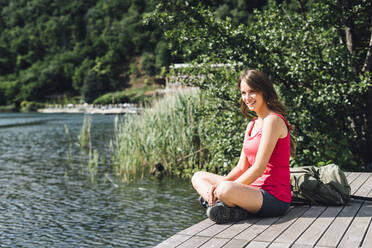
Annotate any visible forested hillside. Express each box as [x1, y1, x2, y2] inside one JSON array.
[[0, 0, 165, 106], [0, 0, 274, 107]]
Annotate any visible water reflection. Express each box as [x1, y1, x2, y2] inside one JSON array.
[[0, 113, 205, 247]]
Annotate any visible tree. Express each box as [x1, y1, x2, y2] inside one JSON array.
[[81, 70, 104, 103], [149, 0, 372, 171]]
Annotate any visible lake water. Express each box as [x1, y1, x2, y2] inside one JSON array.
[[0, 113, 205, 247]]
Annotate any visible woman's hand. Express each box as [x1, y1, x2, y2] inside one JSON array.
[[207, 183, 219, 206]]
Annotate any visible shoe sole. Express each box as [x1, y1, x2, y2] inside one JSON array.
[[207, 204, 232, 224]]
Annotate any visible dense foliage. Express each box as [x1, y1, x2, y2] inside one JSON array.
[[0, 0, 170, 105], [149, 0, 372, 171], [0, 0, 276, 107]]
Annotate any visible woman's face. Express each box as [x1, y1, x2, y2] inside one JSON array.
[[240, 81, 265, 112]]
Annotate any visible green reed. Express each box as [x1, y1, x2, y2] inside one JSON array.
[[88, 149, 100, 183], [111, 88, 206, 182], [64, 115, 101, 183], [78, 115, 92, 150], [64, 124, 73, 162]]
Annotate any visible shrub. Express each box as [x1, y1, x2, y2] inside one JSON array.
[[20, 100, 45, 112], [93, 85, 159, 105], [0, 104, 17, 112]]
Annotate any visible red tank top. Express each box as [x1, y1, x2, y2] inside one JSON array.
[[243, 113, 291, 203]]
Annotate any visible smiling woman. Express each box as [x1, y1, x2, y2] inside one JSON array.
[[238, 70, 286, 120], [192, 69, 295, 224]]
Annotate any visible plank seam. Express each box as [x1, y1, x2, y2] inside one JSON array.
[[217, 218, 262, 248], [232, 207, 297, 243], [334, 200, 365, 248], [196, 236, 214, 248], [288, 206, 329, 246], [221, 218, 262, 240], [345, 180, 372, 248], [196, 223, 234, 238], [348, 172, 363, 190], [172, 234, 193, 248], [355, 173, 372, 195], [175, 221, 216, 248], [257, 207, 309, 246], [359, 213, 372, 248]]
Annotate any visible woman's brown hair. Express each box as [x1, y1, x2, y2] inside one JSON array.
[[237, 69, 296, 157]]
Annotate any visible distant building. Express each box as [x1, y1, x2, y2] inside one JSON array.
[[165, 63, 233, 91]]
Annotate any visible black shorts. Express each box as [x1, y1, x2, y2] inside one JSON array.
[[254, 189, 290, 217]]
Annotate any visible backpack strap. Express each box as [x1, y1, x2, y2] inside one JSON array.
[[290, 199, 312, 206], [350, 195, 372, 201]]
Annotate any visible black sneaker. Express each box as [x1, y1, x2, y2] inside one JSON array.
[[207, 201, 249, 224], [198, 196, 209, 209]]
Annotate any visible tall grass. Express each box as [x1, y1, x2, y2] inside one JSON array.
[[64, 124, 73, 161], [64, 115, 101, 183], [111, 88, 207, 181], [78, 115, 92, 150], [88, 149, 100, 183]]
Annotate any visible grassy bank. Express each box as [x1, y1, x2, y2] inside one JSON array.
[[93, 85, 162, 105], [0, 105, 17, 112], [111, 88, 207, 181]]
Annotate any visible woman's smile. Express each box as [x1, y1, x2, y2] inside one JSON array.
[[246, 100, 256, 109]]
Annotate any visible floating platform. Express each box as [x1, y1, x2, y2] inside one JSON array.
[[38, 104, 140, 115], [155, 172, 372, 248]]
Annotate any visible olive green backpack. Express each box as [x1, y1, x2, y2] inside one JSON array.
[[290, 164, 353, 205]]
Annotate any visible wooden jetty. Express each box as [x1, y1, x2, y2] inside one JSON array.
[[37, 104, 140, 115], [155, 172, 372, 248]]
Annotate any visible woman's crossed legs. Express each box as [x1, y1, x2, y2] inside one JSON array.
[[191, 171, 263, 213]]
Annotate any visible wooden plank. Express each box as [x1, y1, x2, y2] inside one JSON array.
[[215, 217, 260, 239], [197, 223, 232, 237], [198, 237, 230, 248], [232, 208, 296, 242], [337, 203, 372, 248], [221, 239, 248, 248], [154, 234, 191, 248], [291, 244, 313, 248], [273, 206, 326, 245], [315, 201, 363, 247], [338, 178, 372, 248], [179, 219, 215, 236], [268, 242, 292, 248], [346, 172, 360, 184], [245, 241, 270, 248], [292, 206, 343, 247], [246, 241, 291, 248], [352, 173, 372, 197], [251, 207, 308, 243], [349, 173, 370, 194], [176, 236, 210, 248], [361, 211, 372, 248], [233, 217, 281, 241]]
